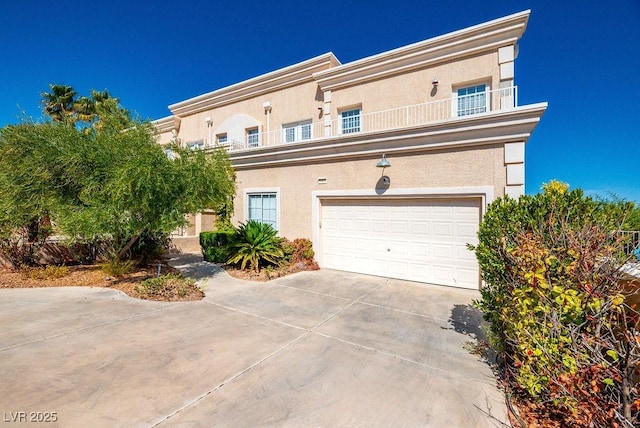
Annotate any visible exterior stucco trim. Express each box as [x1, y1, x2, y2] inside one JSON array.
[[228, 103, 547, 169], [169, 53, 340, 117], [313, 10, 530, 91], [153, 116, 175, 133]]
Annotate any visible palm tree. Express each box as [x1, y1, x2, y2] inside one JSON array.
[[91, 90, 131, 131], [73, 95, 96, 123], [41, 84, 77, 123]]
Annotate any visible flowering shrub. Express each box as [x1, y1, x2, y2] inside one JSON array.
[[472, 181, 639, 426]]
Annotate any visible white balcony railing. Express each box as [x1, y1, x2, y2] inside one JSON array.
[[216, 86, 517, 151]]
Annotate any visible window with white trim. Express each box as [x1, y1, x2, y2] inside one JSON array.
[[246, 128, 259, 148], [216, 133, 228, 145], [186, 139, 205, 150], [456, 84, 488, 116], [282, 120, 312, 143], [247, 193, 277, 229], [340, 108, 361, 134]]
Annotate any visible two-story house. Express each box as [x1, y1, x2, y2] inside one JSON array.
[[154, 10, 547, 289]]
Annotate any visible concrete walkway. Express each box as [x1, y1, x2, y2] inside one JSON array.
[[0, 254, 508, 427]]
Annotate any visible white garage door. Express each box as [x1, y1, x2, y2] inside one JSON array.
[[321, 198, 480, 289]]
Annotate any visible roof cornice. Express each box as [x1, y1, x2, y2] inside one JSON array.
[[313, 10, 530, 91], [169, 53, 341, 117], [152, 115, 174, 133]]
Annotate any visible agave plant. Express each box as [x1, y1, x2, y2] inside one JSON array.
[[227, 220, 284, 271]]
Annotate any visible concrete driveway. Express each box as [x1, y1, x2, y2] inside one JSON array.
[[0, 254, 507, 427]]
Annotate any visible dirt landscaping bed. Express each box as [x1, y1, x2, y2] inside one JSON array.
[[0, 262, 204, 302]]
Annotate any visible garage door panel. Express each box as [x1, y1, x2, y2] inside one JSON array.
[[410, 221, 429, 235], [354, 257, 386, 275], [433, 265, 455, 284], [323, 218, 339, 232], [431, 243, 454, 260], [370, 239, 388, 253], [433, 222, 454, 237], [321, 198, 480, 289], [432, 204, 454, 214], [456, 245, 477, 261], [353, 219, 370, 232], [389, 261, 409, 277], [456, 268, 479, 286], [390, 220, 409, 234], [457, 225, 478, 241], [409, 242, 429, 258], [324, 254, 350, 270], [371, 220, 387, 233], [352, 237, 372, 252], [338, 219, 353, 231], [388, 240, 409, 256]]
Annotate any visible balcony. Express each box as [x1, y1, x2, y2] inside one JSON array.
[[219, 86, 518, 151]]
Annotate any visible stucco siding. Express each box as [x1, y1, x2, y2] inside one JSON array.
[[233, 144, 503, 239], [329, 52, 499, 115]]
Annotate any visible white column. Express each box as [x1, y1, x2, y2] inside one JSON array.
[[323, 90, 332, 137], [504, 142, 525, 198]]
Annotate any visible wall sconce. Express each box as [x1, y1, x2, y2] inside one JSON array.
[[376, 154, 391, 168], [431, 78, 439, 88]]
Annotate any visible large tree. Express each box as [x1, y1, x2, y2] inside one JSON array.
[[40, 84, 77, 124], [0, 85, 235, 266]]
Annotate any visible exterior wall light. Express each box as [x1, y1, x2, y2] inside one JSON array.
[[432, 78, 439, 88], [376, 154, 391, 168]]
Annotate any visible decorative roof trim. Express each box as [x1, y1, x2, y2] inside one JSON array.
[[169, 53, 340, 117], [313, 10, 530, 91], [152, 116, 175, 133]]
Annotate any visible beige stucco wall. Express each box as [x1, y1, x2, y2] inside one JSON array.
[[157, 50, 500, 148], [328, 52, 499, 115], [232, 144, 505, 239], [170, 80, 323, 146]]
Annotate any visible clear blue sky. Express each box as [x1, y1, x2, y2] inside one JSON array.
[[1, 1, 638, 202]]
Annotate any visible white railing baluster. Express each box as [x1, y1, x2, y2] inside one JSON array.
[[225, 86, 518, 151]]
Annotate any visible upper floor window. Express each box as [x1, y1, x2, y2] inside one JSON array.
[[457, 84, 487, 116], [282, 120, 312, 143], [216, 133, 228, 145], [186, 139, 205, 150], [340, 108, 361, 134], [246, 128, 259, 148]]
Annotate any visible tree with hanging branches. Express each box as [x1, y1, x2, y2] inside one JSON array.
[[0, 85, 236, 267]]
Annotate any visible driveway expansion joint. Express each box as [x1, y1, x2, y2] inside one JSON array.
[[152, 281, 384, 426]]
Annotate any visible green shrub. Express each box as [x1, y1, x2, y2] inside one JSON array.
[[200, 230, 235, 263], [471, 181, 638, 426], [101, 258, 136, 277], [227, 220, 284, 271], [22, 265, 70, 280], [135, 273, 200, 300]]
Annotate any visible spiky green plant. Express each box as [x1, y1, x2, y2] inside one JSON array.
[[227, 220, 284, 271]]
